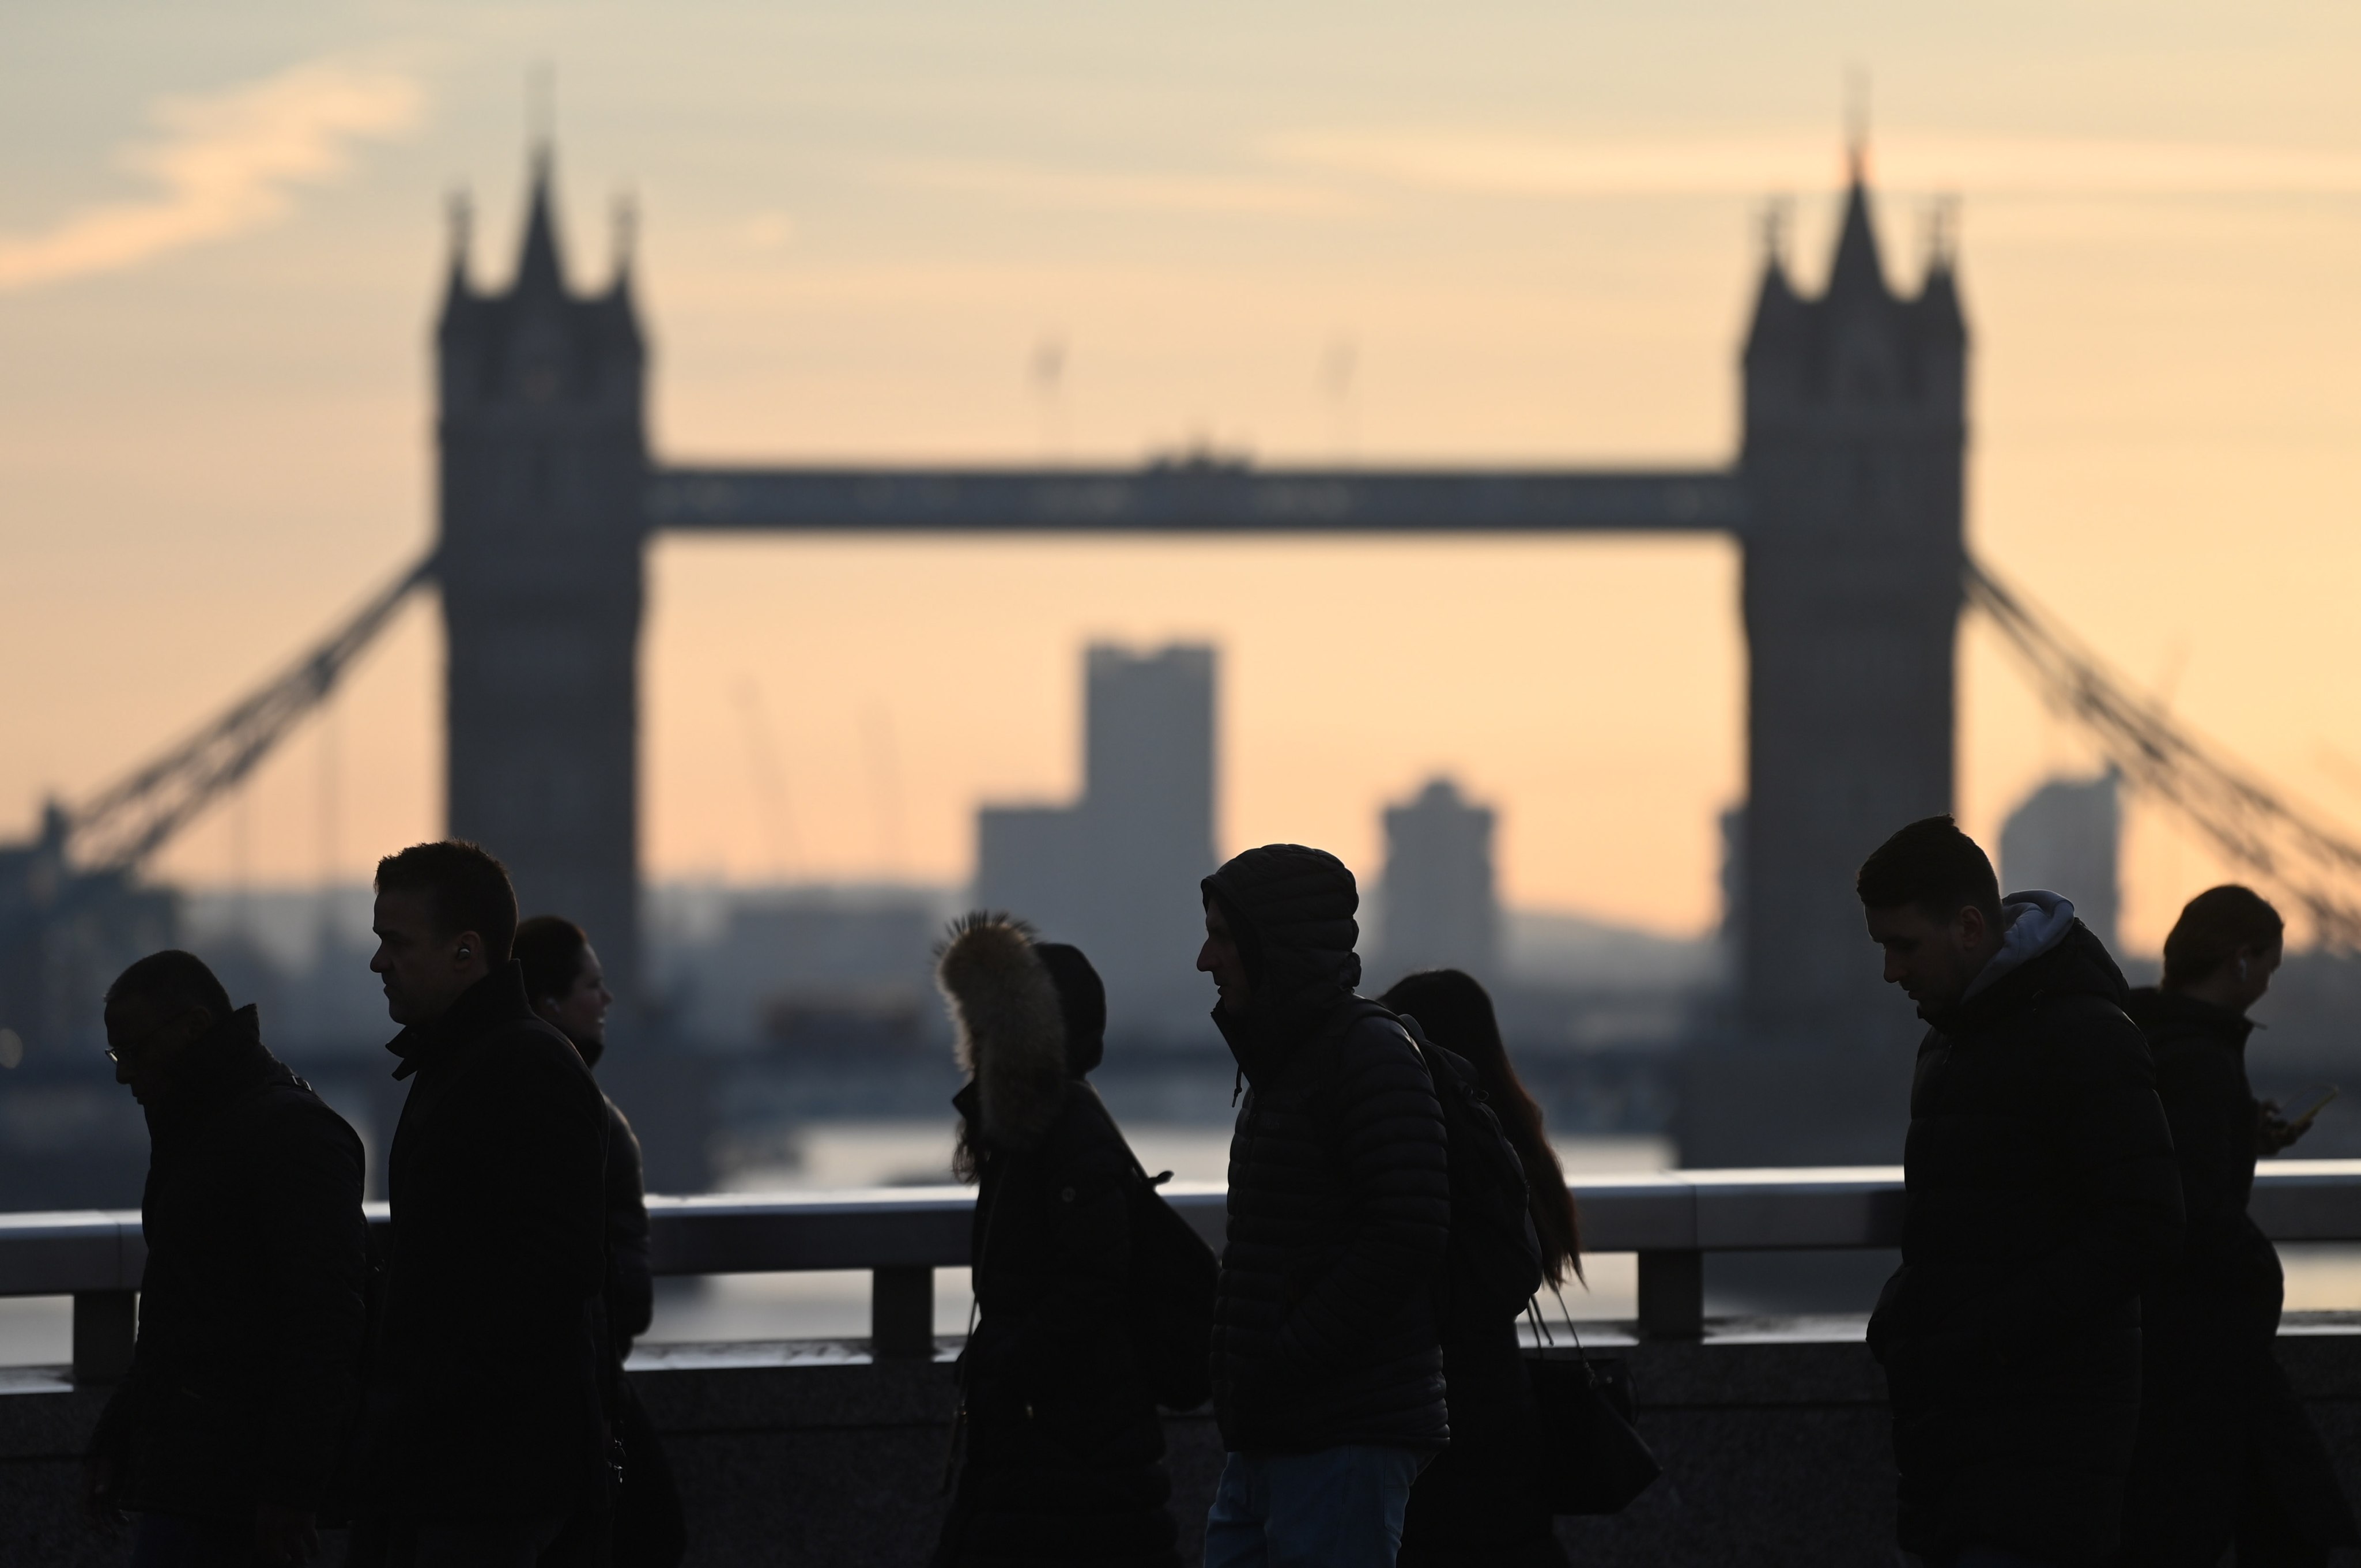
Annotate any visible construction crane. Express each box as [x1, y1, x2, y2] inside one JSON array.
[[58, 555, 435, 875], [0, 555, 433, 1065], [1967, 555, 2361, 949]]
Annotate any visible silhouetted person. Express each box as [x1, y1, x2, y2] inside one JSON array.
[[515, 914, 684, 1568], [1860, 816, 2181, 1568], [2115, 886, 2358, 1567], [82, 950, 368, 1568], [931, 919, 1182, 1568], [1381, 968, 1579, 1568], [350, 843, 608, 1568], [1198, 845, 1449, 1568]]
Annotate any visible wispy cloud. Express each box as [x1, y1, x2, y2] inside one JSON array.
[[882, 157, 1368, 217], [1269, 129, 2361, 199], [0, 59, 422, 292]]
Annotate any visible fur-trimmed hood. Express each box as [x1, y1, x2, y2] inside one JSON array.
[[938, 913, 1069, 1153]]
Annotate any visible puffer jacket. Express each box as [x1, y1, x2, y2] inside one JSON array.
[[1869, 892, 2183, 1566], [1204, 846, 1451, 1456]]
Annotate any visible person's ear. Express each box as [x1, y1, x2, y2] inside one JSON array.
[[454, 929, 482, 964]]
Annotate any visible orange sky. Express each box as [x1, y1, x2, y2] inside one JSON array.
[[6, 5, 2361, 950]]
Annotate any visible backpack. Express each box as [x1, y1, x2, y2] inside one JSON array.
[[1350, 1002, 1545, 1332], [1119, 1156, 1219, 1411]]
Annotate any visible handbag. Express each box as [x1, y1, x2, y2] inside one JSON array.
[[1522, 1291, 1663, 1516]]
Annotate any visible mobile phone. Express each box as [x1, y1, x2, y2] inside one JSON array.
[[2287, 1085, 2340, 1125]]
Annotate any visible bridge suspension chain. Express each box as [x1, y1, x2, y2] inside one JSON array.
[[63, 554, 436, 875], [1966, 555, 2361, 949]]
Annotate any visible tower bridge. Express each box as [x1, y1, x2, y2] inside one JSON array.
[[431, 145, 1963, 1158], [437, 148, 1963, 1160]]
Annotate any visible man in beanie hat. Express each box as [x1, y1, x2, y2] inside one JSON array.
[[1197, 845, 1450, 1567]]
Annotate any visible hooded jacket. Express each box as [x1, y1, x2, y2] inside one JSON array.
[[1203, 846, 1451, 1456], [88, 1006, 368, 1520], [1869, 892, 2182, 1566], [363, 963, 609, 1525], [934, 919, 1180, 1568]]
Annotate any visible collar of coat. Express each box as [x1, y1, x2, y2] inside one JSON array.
[[1210, 989, 1376, 1088], [148, 1004, 288, 1132], [938, 916, 1069, 1152], [1922, 916, 2129, 1037], [383, 961, 540, 1081], [2124, 983, 2258, 1051]]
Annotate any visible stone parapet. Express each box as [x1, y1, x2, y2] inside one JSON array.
[[4, 1318, 2357, 1565]]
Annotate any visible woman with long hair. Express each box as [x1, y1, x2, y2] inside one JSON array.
[[2115, 886, 2356, 1566], [1381, 967, 1579, 1568], [931, 915, 1181, 1568]]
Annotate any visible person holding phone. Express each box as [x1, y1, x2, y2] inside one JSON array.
[[2117, 885, 2358, 1566]]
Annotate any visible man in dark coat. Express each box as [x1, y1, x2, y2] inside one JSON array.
[[2116, 884, 2358, 1566], [83, 949, 368, 1567], [516, 913, 684, 1568], [356, 842, 610, 1567], [1198, 845, 1451, 1568], [1860, 816, 2183, 1568]]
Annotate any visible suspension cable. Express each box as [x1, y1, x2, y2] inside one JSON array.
[[1967, 554, 2361, 948]]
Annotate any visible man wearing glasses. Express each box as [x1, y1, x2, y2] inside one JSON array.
[[83, 949, 370, 1567]]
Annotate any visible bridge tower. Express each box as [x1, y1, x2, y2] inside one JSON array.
[[1695, 164, 1967, 1162], [435, 149, 648, 995]]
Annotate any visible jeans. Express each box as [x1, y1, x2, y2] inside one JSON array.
[[1903, 1548, 2059, 1568], [352, 1512, 568, 1568], [131, 1514, 256, 1568], [1205, 1446, 1430, 1568]]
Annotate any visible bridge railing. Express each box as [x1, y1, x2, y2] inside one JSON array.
[[10, 1161, 2361, 1379]]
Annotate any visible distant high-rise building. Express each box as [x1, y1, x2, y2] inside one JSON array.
[[2000, 771, 2122, 952], [975, 644, 1217, 1043], [1375, 777, 1499, 985]]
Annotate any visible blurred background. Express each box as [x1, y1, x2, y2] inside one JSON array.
[[7, 1, 2361, 1354]]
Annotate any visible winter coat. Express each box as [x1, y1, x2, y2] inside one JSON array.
[[2114, 987, 2359, 1565], [597, 1089, 685, 1568], [1868, 894, 2183, 1566], [603, 1095, 653, 1361], [363, 963, 610, 1526], [934, 919, 1180, 1568], [88, 1007, 368, 1520], [1204, 845, 1452, 1457], [1397, 1310, 1564, 1567]]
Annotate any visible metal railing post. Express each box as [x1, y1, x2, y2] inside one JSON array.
[[871, 1266, 933, 1358], [73, 1290, 137, 1382], [1636, 1250, 1703, 1340]]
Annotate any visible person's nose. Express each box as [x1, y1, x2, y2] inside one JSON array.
[[1195, 939, 1215, 974], [369, 944, 391, 975]]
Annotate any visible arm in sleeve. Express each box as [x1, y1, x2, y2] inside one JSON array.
[[1277, 1020, 1451, 1373], [604, 1100, 653, 1348], [2152, 1041, 2253, 1260], [255, 1106, 370, 1510], [1015, 1140, 1133, 1414], [1975, 1017, 2183, 1365], [482, 1042, 611, 1309]]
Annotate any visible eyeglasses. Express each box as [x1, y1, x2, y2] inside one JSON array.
[[103, 1011, 192, 1066]]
